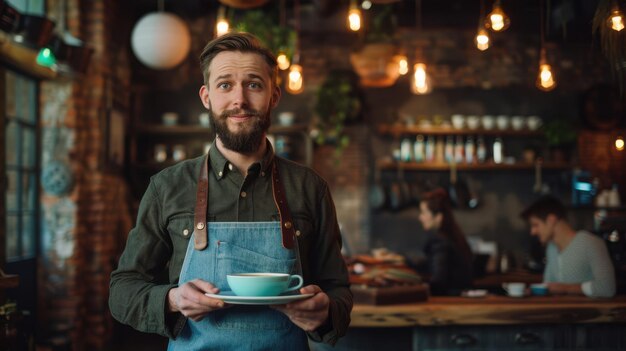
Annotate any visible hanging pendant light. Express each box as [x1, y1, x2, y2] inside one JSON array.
[[536, 0, 556, 92], [475, 28, 490, 51], [411, 62, 432, 94], [608, 1, 625, 32], [485, 0, 510, 32], [276, 0, 290, 70], [411, 0, 431, 95], [395, 53, 409, 75], [475, 0, 490, 51], [215, 6, 230, 37], [348, 0, 362, 32], [286, 0, 303, 94], [615, 135, 624, 151], [131, 0, 191, 70]]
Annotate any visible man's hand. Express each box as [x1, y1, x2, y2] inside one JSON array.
[[167, 279, 228, 321], [271, 285, 330, 332]]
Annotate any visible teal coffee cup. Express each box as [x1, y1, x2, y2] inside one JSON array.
[[227, 273, 303, 297]]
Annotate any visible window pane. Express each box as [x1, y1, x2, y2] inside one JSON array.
[[22, 127, 36, 167], [22, 173, 36, 211], [5, 71, 16, 117], [6, 120, 19, 166], [6, 170, 18, 211], [6, 215, 19, 260], [21, 215, 36, 258]]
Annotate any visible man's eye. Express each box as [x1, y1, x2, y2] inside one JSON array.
[[218, 83, 230, 89], [249, 82, 262, 89]]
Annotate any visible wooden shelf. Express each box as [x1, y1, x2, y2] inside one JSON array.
[[0, 273, 19, 289], [268, 124, 309, 134], [378, 159, 571, 171], [136, 124, 212, 135], [0, 32, 57, 80], [377, 124, 544, 137]]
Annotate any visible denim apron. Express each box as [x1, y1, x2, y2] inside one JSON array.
[[167, 156, 308, 351]]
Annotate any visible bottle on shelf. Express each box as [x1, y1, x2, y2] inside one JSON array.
[[476, 136, 487, 163], [425, 135, 436, 162], [435, 136, 445, 163], [444, 135, 454, 163], [413, 135, 425, 163], [465, 136, 475, 164], [400, 138, 413, 162], [454, 135, 464, 164], [493, 137, 503, 164]]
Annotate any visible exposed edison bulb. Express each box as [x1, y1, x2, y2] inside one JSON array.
[[348, 7, 362, 31], [609, 10, 625, 31], [475, 28, 490, 51], [277, 51, 290, 70], [411, 63, 432, 95], [286, 64, 304, 94], [616, 136, 625, 151], [536, 63, 556, 91], [395, 54, 409, 75], [485, 2, 510, 32], [215, 7, 229, 37]]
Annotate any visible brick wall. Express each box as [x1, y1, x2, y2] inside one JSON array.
[[38, 1, 133, 350]]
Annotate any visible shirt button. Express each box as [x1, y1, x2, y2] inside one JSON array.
[[183, 229, 189, 236], [241, 191, 247, 198], [218, 171, 223, 177], [228, 163, 233, 171], [260, 171, 266, 177], [295, 230, 301, 237]]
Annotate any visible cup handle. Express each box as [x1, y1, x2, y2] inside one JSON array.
[[285, 275, 303, 292]]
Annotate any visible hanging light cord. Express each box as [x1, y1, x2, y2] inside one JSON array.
[[294, 0, 300, 61], [280, 0, 286, 28]]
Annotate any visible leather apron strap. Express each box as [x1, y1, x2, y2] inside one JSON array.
[[193, 155, 295, 250], [194, 155, 209, 250]]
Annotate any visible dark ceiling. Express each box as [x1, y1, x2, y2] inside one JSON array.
[[126, 0, 601, 42]]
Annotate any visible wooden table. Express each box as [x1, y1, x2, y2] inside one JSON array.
[[340, 296, 626, 351], [351, 295, 626, 327]]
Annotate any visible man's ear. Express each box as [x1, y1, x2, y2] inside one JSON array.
[[270, 85, 281, 109], [546, 214, 558, 225], [199, 85, 210, 109]]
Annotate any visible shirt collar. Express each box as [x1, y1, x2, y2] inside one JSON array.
[[208, 138, 275, 179]]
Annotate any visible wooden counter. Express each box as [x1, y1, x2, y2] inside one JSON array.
[[351, 295, 626, 327]]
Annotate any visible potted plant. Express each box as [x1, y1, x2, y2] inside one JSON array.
[[350, 4, 401, 87], [541, 119, 578, 163], [313, 70, 364, 156]]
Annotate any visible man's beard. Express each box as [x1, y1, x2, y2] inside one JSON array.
[[210, 107, 271, 154]]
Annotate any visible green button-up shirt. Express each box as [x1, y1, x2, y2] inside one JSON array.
[[109, 141, 352, 346]]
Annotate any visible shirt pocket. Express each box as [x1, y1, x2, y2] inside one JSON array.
[[292, 214, 314, 244], [167, 215, 195, 278]]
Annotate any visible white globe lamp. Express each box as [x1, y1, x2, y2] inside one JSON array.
[[131, 12, 191, 70]]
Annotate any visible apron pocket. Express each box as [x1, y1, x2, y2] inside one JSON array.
[[214, 241, 296, 291], [211, 306, 293, 331]]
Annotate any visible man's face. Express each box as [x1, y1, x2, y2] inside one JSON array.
[[529, 215, 555, 244], [418, 201, 442, 231], [199, 51, 280, 153]]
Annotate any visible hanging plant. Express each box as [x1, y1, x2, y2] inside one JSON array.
[[235, 9, 296, 61], [313, 70, 363, 156], [592, 0, 626, 98]]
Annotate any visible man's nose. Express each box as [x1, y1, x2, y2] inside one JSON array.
[[232, 85, 248, 108]]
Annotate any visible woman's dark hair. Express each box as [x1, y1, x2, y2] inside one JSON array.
[[199, 32, 278, 87], [421, 188, 473, 263]]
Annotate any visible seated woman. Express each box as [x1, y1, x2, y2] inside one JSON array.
[[417, 188, 473, 295]]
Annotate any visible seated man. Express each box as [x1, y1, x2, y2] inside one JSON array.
[[521, 195, 616, 298]]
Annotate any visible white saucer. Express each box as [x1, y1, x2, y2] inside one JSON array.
[[205, 291, 314, 305]]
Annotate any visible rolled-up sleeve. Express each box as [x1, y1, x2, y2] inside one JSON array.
[[582, 237, 616, 298]]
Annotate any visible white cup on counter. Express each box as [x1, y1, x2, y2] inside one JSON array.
[[496, 115, 510, 130], [162, 112, 179, 126], [527, 116, 543, 130], [451, 114, 465, 129], [511, 116, 525, 130], [466, 115, 480, 130], [481, 115, 495, 130], [502, 282, 526, 297]]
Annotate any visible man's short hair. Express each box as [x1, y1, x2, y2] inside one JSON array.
[[521, 195, 567, 221], [199, 32, 278, 87]]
